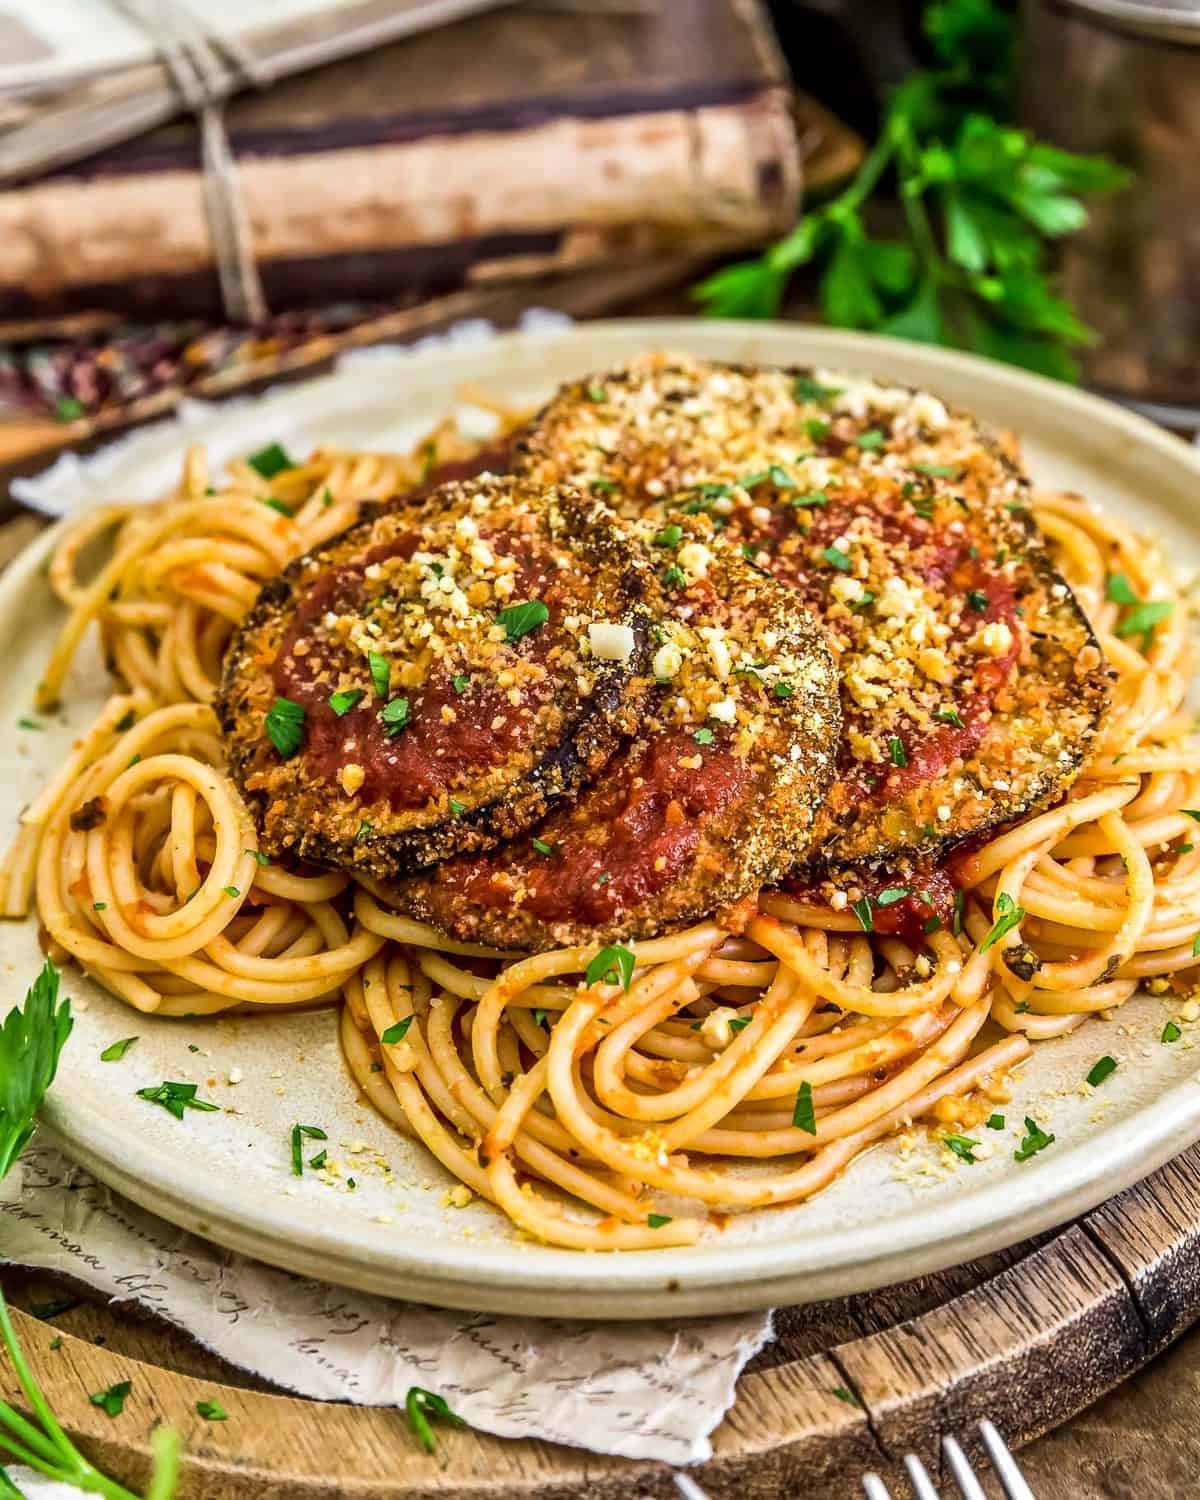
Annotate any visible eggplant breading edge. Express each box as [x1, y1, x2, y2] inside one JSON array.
[[515, 351, 1112, 870], [217, 475, 658, 879]]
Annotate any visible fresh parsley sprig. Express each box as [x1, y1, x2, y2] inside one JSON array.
[[694, 0, 1129, 380], [0, 963, 73, 1179]]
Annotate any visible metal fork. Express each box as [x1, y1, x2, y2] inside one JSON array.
[[673, 1420, 1036, 1499]]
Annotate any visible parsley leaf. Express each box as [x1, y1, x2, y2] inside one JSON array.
[[196, 1399, 228, 1421], [852, 895, 874, 932], [379, 697, 412, 737], [247, 442, 295, 479], [943, 1134, 978, 1163], [653, 524, 683, 548], [497, 600, 549, 641], [980, 891, 1025, 951], [368, 651, 391, 699], [792, 1080, 817, 1134], [265, 697, 305, 758], [1086, 1055, 1117, 1088], [136, 1080, 219, 1120], [405, 1387, 464, 1455], [647, 1213, 673, 1228], [856, 428, 886, 450], [1162, 1020, 1182, 1043], [1115, 599, 1173, 645], [694, 726, 715, 745], [889, 735, 907, 767], [381, 1016, 414, 1045], [1014, 1115, 1055, 1162], [290, 1122, 327, 1176], [585, 945, 636, 991], [89, 1381, 131, 1418], [822, 545, 852, 572], [1105, 573, 1139, 605], [329, 688, 364, 716], [100, 1037, 138, 1063], [986, 1113, 1005, 1130], [876, 886, 910, 907], [0, 962, 73, 1177]]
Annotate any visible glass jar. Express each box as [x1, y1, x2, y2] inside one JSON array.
[[1020, 0, 1200, 423]]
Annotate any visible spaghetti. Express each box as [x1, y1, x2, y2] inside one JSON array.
[[4, 416, 1198, 1251]]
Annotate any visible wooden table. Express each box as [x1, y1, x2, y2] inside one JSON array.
[[2, 326, 1197, 1499]]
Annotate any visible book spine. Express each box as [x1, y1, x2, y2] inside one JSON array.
[[0, 89, 799, 319]]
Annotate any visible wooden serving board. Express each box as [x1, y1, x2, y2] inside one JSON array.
[[6, 1142, 1200, 1498]]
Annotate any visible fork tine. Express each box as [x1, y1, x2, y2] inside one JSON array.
[[904, 1453, 941, 1500], [943, 1434, 989, 1500], [979, 1420, 1037, 1500], [862, 1475, 893, 1500], [673, 1476, 710, 1500]]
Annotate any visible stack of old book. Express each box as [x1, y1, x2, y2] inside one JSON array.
[[0, 0, 861, 468]]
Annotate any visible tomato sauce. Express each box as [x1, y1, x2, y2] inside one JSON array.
[[431, 728, 751, 926], [271, 524, 590, 809]]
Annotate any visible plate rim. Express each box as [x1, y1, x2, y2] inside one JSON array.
[[15, 316, 1200, 1319]]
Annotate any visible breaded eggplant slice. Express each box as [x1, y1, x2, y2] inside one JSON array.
[[385, 521, 840, 949], [217, 475, 656, 879], [516, 352, 1110, 868]]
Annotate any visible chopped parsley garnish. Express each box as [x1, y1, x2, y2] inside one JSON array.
[[100, 1036, 137, 1062], [1013, 1116, 1055, 1162], [355, 819, 374, 844], [936, 707, 964, 728], [923, 914, 943, 934], [913, 462, 961, 478], [449, 798, 467, 815], [694, 726, 715, 745], [855, 428, 885, 449], [1115, 599, 1174, 646], [1163, 1020, 1182, 1043], [966, 590, 989, 612], [952, 889, 964, 936], [89, 1381, 131, 1418], [322, 488, 333, 508], [531, 838, 556, 856], [792, 1080, 817, 1134], [497, 600, 549, 641], [245, 849, 270, 866], [822, 545, 852, 572], [876, 886, 910, 907], [196, 1399, 228, 1422], [980, 891, 1024, 952], [585, 944, 636, 991], [290, 1122, 327, 1176], [93, 902, 106, 912], [309, 1150, 328, 1170], [790, 490, 828, 508], [794, 375, 839, 402], [697, 481, 733, 499], [223, 885, 240, 899], [405, 1387, 464, 1455], [368, 650, 391, 698], [729, 1017, 752, 1034], [773, 680, 795, 699], [851, 896, 873, 932], [247, 441, 294, 479], [1193, 931, 1200, 958], [585, 384, 608, 403], [740, 543, 770, 574], [262, 497, 294, 517], [888, 736, 907, 768], [55, 396, 85, 423], [647, 1213, 673, 1228], [909, 494, 936, 520], [1105, 573, 1139, 605], [943, 1134, 978, 1163], [832, 1387, 863, 1408], [662, 564, 686, 588], [16, 716, 44, 730], [850, 590, 876, 612], [986, 1113, 1005, 1131], [1086, 1056, 1117, 1088], [329, 688, 364, 716], [589, 478, 618, 494], [135, 1080, 219, 1120], [653, 524, 683, 548], [765, 464, 796, 488], [264, 697, 305, 758], [805, 417, 831, 442], [452, 674, 470, 694], [379, 697, 412, 737], [381, 1016, 414, 1045], [1182, 810, 1200, 822]]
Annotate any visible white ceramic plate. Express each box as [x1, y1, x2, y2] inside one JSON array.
[[6, 320, 1200, 1319]]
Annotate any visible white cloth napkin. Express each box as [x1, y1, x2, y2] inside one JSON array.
[[1, 1147, 772, 1467]]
